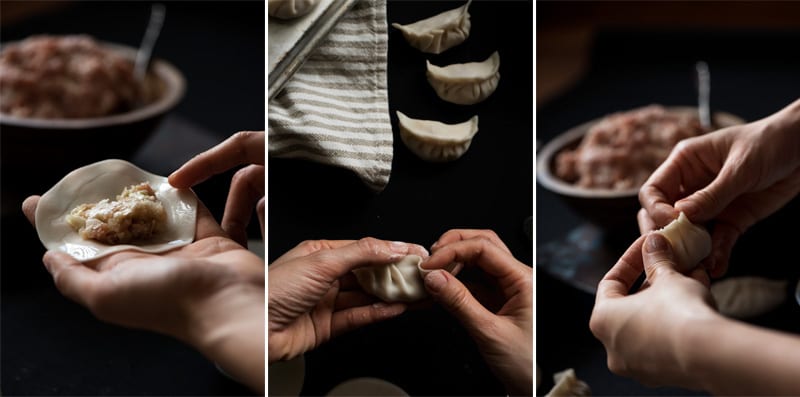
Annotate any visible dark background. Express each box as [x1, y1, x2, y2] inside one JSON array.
[[268, 1, 533, 396], [1, 1, 264, 395], [537, 1, 800, 395]]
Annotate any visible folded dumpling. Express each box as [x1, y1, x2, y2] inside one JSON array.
[[657, 212, 711, 273], [352, 255, 461, 303], [396, 111, 479, 162], [268, 0, 319, 20], [353, 255, 427, 302], [545, 368, 591, 397], [427, 51, 501, 105], [391, 0, 472, 54], [711, 276, 787, 319]]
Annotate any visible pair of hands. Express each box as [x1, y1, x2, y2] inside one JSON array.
[[24, 131, 266, 393], [269, 229, 533, 396], [591, 99, 800, 391]]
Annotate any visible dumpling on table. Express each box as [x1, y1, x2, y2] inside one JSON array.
[[711, 276, 788, 319], [396, 111, 479, 162], [391, 0, 472, 54], [426, 51, 501, 105]]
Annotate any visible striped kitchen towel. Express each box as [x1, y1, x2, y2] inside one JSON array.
[[268, 0, 392, 192]]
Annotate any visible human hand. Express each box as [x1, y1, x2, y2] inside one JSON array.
[[590, 232, 719, 390], [420, 229, 532, 396], [169, 130, 265, 247], [268, 238, 429, 363], [22, 195, 265, 393], [638, 100, 800, 276]]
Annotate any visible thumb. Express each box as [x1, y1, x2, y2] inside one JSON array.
[[643, 233, 680, 283], [675, 168, 741, 222], [423, 270, 495, 332]]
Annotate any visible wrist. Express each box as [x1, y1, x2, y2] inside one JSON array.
[[675, 310, 727, 391], [184, 282, 266, 392], [764, 99, 800, 165]]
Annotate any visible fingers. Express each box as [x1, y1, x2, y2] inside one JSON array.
[[42, 251, 101, 308], [642, 232, 679, 282], [271, 239, 363, 267], [310, 238, 429, 280], [256, 197, 265, 239], [330, 302, 407, 339], [194, 199, 227, 240], [637, 208, 657, 235], [22, 195, 40, 226], [639, 145, 693, 227], [423, 269, 496, 333], [422, 237, 527, 284], [674, 167, 741, 223], [222, 164, 265, 246], [169, 131, 265, 188], [706, 222, 741, 278], [596, 234, 648, 299], [431, 229, 511, 254], [334, 290, 378, 310]]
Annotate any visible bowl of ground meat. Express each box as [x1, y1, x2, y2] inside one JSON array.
[[537, 105, 745, 233], [0, 34, 185, 214]]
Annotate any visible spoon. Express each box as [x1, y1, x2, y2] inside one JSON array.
[[695, 61, 711, 129], [134, 3, 166, 83]]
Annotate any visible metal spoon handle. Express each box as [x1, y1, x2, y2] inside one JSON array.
[[696, 61, 711, 128], [135, 3, 166, 82]]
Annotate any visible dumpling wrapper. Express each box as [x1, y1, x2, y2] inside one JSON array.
[[427, 51, 501, 105], [35, 159, 198, 262], [545, 368, 591, 397], [391, 0, 472, 54], [352, 254, 461, 303], [396, 111, 479, 162], [657, 212, 711, 273], [711, 276, 787, 319], [268, 0, 319, 20]]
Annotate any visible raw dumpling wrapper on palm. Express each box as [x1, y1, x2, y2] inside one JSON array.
[[391, 0, 472, 54], [427, 51, 500, 105]]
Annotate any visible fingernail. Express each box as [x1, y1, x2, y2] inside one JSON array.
[[647, 233, 669, 253], [430, 241, 439, 250], [424, 270, 447, 292]]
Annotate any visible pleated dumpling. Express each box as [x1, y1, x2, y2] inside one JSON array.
[[268, 0, 319, 20], [711, 277, 788, 319], [657, 212, 711, 272], [545, 368, 591, 397], [352, 255, 461, 303], [391, 0, 472, 54], [396, 111, 479, 162], [353, 255, 426, 302], [427, 51, 500, 105]]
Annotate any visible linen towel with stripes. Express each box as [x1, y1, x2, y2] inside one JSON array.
[[268, 0, 392, 192]]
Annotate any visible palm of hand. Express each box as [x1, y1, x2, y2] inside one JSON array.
[[267, 259, 339, 361], [80, 236, 262, 336]]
